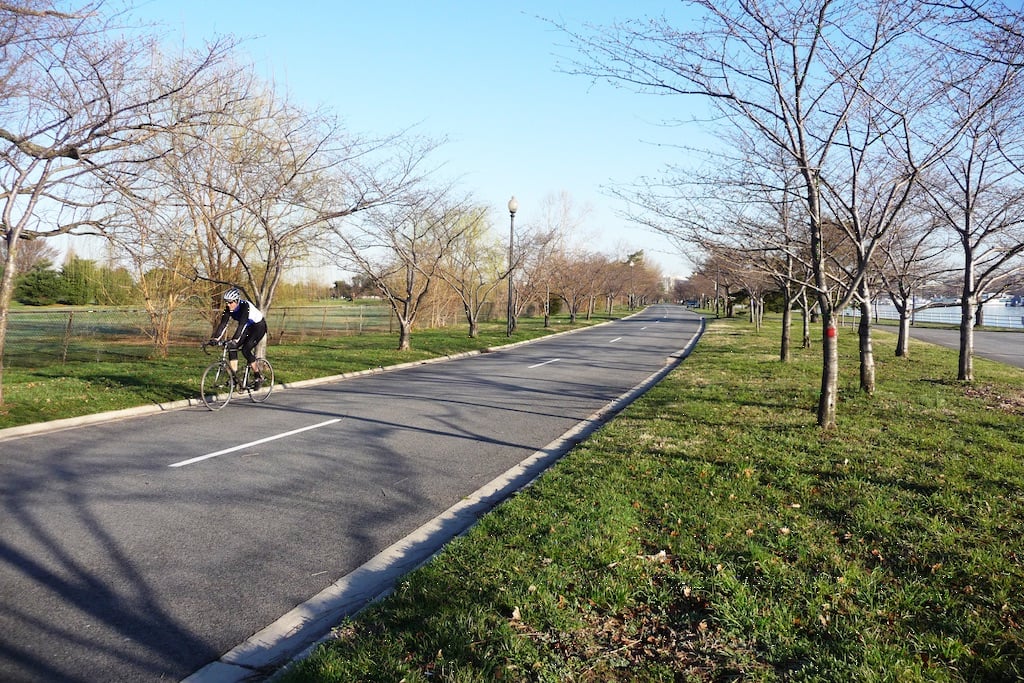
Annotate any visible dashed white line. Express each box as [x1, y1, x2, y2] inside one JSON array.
[[169, 418, 342, 468], [529, 358, 561, 369], [609, 337, 623, 343]]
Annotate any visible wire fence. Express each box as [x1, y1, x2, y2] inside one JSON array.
[[845, 302, 1024, 330], [3, 304, 396, 367]]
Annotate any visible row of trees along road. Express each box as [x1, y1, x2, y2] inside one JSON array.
[[0, 2, 669, 407], [561, 0, 1024, 428]]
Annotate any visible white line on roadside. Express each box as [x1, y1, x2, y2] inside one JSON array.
[[169, 418, 342, 468], [528, 358, 561, 369]]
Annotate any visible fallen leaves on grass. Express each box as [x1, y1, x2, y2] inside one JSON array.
[[962, 383, 1024, 414], [508, 590, 770, 680]]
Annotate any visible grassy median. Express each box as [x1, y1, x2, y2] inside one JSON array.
[[276, 317, 1024, 682], [0, 317, 589, 430]]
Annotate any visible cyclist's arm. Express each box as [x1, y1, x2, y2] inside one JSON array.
[[211, 308, 231, 340]]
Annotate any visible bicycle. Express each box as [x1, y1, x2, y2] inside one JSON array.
[[199, 341, 275, 410]]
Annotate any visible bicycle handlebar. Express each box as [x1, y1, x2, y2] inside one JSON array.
[[201, 340, 224, 355]]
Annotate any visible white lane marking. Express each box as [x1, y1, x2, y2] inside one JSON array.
[[529, 358, 561, 369], [609, 337, 623, 343], [169, 418, 342, 468]]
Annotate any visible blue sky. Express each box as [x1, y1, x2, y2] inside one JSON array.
[[133, 1, 706, 277]]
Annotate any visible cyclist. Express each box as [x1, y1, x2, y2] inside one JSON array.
[[209, 288, 268, 388]]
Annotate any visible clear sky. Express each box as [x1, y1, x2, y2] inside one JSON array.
[[131, 1, 707, 278]]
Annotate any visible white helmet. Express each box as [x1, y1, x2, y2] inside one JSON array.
[[223, 287, 242, 302]]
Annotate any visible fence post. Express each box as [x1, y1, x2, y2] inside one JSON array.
[[276, 307, 288, 343], [61, 311, 74, 364]]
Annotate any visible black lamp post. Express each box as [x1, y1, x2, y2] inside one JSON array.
[[629, 260, 635, 310], [544, 280, 550, 328], [506, 196, 518, 336]]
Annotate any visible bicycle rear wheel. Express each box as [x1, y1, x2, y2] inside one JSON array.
[[247, 358, 274, 403], [201, 362, 234, 410]]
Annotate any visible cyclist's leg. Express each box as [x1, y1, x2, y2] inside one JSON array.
[[242, 322, 268, 379], [249, 358, 273, 401], [227, 346, 240, 375]]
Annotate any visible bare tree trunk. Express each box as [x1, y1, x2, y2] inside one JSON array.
[[857, 284, 876, 394], [397, 319, 413, 351], [959, 259, 975, 381], [896, 312, 911, 357], [780, 295, 792, 362], [889, 288, 912, 358], [959, 298, 975, 382], [0, 243, 17, 405], [818, 314, 839, 429], [801, 293, 812, 349]]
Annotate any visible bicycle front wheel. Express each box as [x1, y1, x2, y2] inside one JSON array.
[[201, 362, 234, 410], [247, 358, 274, 403]]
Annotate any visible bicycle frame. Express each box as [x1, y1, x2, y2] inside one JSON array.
[[199, 341, 274, 410]]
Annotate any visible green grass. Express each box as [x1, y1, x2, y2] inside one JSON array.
[[272, 317, 1024, 682], [0, 317, 598, 429]]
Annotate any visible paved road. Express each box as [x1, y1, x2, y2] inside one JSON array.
[[881, 326, 1024, 369], [0, 306, 704, 683]]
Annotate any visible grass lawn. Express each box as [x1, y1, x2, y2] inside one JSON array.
[[274, 317, 1024, 682], [0, 317, 591, 430]]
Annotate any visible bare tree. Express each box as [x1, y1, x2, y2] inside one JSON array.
[[548, 248, 596, 324], [511, 227, 561, 327], [328, 188, 476, 350], [674, 273, 715, 308], [0, 1, 238, 403], [626, 256, 665, 310], [557, 0, 1013, 427], [919, 68, 1024, 380], [2, 236, 59, 275], [604, 259, 633, 315], [105, 195, 202, 355], [698, 151, 812, 361], [512, 192, 583, 326], [582, 253, 615, 319], [434, 205, 502, 338], [694, 252, 743, 319], [157, 77, 388, 310], [877, 207, 955, 357]]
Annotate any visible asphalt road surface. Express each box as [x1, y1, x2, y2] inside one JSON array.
[[0, 305, 704, 683], [891, 326, 1024, 369]]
